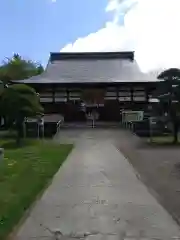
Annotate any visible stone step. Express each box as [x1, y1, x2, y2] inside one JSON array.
[[61, 122, 121, 129]]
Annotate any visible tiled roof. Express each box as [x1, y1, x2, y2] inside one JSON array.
[[16, 52, 158, 84], [50, 52, 135, 61]]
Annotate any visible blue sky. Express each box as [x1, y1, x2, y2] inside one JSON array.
[[0, 0, 109, 66], [1, 0, 180, 72]]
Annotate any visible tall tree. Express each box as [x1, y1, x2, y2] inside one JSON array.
[[155, 68, 180, 143], [0, 54, 44, 84], [0, 84, 43, 144]]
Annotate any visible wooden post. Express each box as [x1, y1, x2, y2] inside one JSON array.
[[145, 88, 149, 103], [52, 85, 55, 103], [37, 122, 39, 139], [0, 148, 4, 162], [116, 87, 119, 100], [42, 124, 44, 138], [67, 89, 69, 102], [149, 117, 152, 142], [131, 86, 134, 103], [23, 119, 26, 138]]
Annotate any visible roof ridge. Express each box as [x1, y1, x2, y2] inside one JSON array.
[[50, 52, 134, 62]]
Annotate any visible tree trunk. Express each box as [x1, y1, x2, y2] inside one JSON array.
[[16, 118, 24, 145], [173, 121, 178, 144]]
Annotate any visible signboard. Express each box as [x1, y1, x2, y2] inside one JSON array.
[[85, 103, 104, 107], [122, 111, 144, 122]]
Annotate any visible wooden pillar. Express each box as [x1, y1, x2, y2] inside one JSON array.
[[145, 87, 149, 103], [116, 87, 119, 100], [131, 86, 134, 103], [52, 85, 55, 103], [66, 89, 69, 102]]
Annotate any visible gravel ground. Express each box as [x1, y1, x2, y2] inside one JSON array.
[[118, 130, 180, 225]]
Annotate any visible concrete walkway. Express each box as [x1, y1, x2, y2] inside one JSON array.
[[15, 129, 180, 239]]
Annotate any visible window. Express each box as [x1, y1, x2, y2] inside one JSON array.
[[55, 97, 67, 102], [39, 92, 53, 103], [69, 92, 80, 100], [105, 89, 117, 100], [40, 92, 52, 97], [133, 91, 146, 101], [119, 96, 131, 101], [119, 90, 131, 101], [40, 97, 53, 103], [119, 91, 131, 97], [104, 96, 117, 100], [55, 92, 67, 97], [69, 92, 80, 97], [106, 87, 116, 91], [54, 92, 67, 102], [120, 87, 130, 91]]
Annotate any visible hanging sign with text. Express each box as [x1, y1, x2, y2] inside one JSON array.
[[122, 111, 144, 122]]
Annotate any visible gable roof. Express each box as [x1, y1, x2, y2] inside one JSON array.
[[16, 52, 158, 84]]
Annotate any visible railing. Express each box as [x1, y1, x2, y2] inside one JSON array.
[[121, 119, 134, 130]]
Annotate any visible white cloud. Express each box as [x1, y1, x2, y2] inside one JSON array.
[[61, 22, 134, 53], [61, 0, 180, 73]]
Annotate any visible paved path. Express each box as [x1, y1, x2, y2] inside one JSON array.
[[15, 129, 180, 239]]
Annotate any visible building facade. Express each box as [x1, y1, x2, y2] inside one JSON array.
[[17, 52, 160, 122]]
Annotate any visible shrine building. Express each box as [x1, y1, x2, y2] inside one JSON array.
[[18, 51, 160, 122]]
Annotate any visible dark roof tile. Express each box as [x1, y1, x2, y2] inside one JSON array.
[[15, 52, 158, 84], [50, 51, 134, 62]]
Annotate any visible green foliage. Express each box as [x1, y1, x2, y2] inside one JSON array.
[[0, 84, 43, 120], [158, 68, 180, 80], [0, 80, 4, 94], [156, 68, 180, 105], [0, 53, 44, 83], [0, 84, 43, 143], [154, 68, 180, 143]]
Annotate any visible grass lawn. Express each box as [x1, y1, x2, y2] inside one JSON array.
[[148, 136, 174, 143], [147, 135, 180, 145], [0, 139, 73, 240]]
